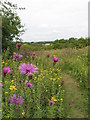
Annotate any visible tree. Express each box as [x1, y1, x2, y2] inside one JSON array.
[[0, 0, 25, 51]]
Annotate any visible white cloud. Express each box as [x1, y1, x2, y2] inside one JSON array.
[[8, 0, 88, 42], [40, 24, 49, 28]]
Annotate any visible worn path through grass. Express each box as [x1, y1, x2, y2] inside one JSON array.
[[63, 73, 88, 118]]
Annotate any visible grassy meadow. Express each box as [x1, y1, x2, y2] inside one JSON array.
[[1, 43, 88, 118]]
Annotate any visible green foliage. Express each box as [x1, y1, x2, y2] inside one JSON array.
[[53, 37, 88, 49], [2, 48, 64, 118], [1, 0, 25, 51], [21, 37, 88, 51], [58, 47, 88, 89]]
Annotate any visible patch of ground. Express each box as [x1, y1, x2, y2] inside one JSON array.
[[63, 73, 88, 118]]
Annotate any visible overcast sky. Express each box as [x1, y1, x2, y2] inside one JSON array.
[[8, 0, 88, 42]]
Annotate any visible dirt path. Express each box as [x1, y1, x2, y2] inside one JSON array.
[[63, 73, 88, 118]]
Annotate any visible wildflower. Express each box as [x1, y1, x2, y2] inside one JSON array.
[[16, 43, 21, 50], [50, 78, 53, 80], [13, 52, 16, 54], [10, 55, 12, 59], [32, 52, 35, 60], [61, 79, 64, 86], [49, 100, 55, 105], [10, 70, 13, 76], [34, 77, 37, 80], [13, 54, 22, 60], [60, 76, 62, 79], [18, 54, 23, 59], [24, 81, 33, 88], [47, 54, 50, 58], [8, 94, 23, 107], [46, 89, 48, 92], [2, 61, 5, 64], [11, 80, 14, 84], [27, 72, 33, 79], [9, 86, 17, 91], [3, 66, 10, 77], [5, 116, 10, 118], [53, 57, 59, 65], [22, 111, 25, 116], [19, 63, 38, 75], [53, 78, 56, 81], [51, 97, 57, 102], [24, 80, 28, 85], [60, 98, 63, 101], [50, 69, 52, 73], [0, 109, 2, 112], [5, 92, 8, 94], [44, 70, 47, 72], [0, 82, 3, 87]]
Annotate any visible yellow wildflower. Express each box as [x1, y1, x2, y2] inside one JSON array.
[[52, 97, 57, 102], [22, 111, 25, 116], [13, 52, 16, 54], [60, 76, 62, 79], [5, 116, 10, 118], [34, 78, 36, 80], [44, 70, 47, 72], [11, 80, 14, 84], [53, 78, 56, 81], [0, 109, 2, 112], [60, 98, 63, 101], [2, 61, 5, 64], [29, 80, 31, 82], [50, 78, 53, 80], [9, 86, 17, 91], [5, 92, 8, 94], [50, 70, 52, 73]]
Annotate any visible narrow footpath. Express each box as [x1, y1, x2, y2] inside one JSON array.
[[63, 73, 88, 118]]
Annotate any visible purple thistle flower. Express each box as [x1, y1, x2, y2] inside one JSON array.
[[13, 54, 18, 60], [24, 80, 28, 85], [32, 52, 35, 60], [53, 57, 59, 65], [27, 82, 33, 88], [29, 64, 38, 73], [0, 82, 3, 87], [49, 100, 55, 105], [13, 54, 22, 60], [16, 96, 23, 107], [24, 81, 33, 88], [13, 94, 16, 99], [53, 57, 59, 62], [19, 63, 27, 74], [27, 72, 33, 79], [3, 66, 10, 77], [18, 54, 23, 59], [16, 43, 21, 50], [8, 94, 23, 107], [19, 63, 38, 75]]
